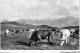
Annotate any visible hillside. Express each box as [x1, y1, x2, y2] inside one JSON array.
[[17, 16, 79, 27], [1, 21, 38, 31], [1, 21, 22, 25], [61, 26, 79, 29], [38, 25, 58, 29]]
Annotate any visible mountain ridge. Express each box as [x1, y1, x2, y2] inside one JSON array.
[[16, 16, 79, 27]]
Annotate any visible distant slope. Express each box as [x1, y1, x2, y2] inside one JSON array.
[[50, 16, 79, 27], [61, 26, 79, 29], [17, 16, 79, 27], [1, 24, 19, 30], [38, 25, 58, 29], [1, 21, 21, 25], [1, 21, 39, 31], [1, 21, 24, 30], [70, 20, 79, 26]]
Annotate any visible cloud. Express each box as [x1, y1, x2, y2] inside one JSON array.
[[0, 0, 79, 21]]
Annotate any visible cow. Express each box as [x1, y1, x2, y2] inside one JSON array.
[[26, 29, 29, 31], [69, 29, 79, 38], [75, 29, 79, 35], [38, 30, 52, 44], [22, 29, 25, 32], [5, 29, 10, 36], [11, 29, 14, 32], [15, 29, 20, 35], [29, 29, 53, 46], [70, 29, 75, 36], [29, 29, 35, 32], [54, 29, 71, 46], [29, 29, 40, 46], [73, 29, 79, 39]]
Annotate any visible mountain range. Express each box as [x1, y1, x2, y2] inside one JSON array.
[[1, 16, 79, 27], [17, 16, 79, 27], [1, 16, 79, 30]]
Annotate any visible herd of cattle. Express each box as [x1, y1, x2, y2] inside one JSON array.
[[4, 28, 79, 47]]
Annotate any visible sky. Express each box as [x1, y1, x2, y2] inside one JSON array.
[[0, 0, 79, 21]]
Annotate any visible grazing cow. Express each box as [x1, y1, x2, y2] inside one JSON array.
[[29, 29, 35, 32], [29, 29, 52, 46], [29, 29, 40, 46], [5, 29, 10, 36], [22, 29, 25, 32], [15, 29, 20, 35], [26, 29, 29, 31], [38, 30, 52, 43], [10, 29, 16, 35], [73, 29, 79, 39], [75, 29, 79, 34], [55, 29, 71, 46], [11, 29, 14, 32], [70, 29, 75, 36]]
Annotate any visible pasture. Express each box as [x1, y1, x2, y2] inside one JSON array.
[[0, 23, 79, 50], [1, 29, 79, 50]]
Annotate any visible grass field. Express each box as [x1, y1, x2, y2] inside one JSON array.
[[1, 23, 79, 50], [1, 31, 79, 50]]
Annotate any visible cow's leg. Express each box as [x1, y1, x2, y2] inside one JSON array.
[[38, 39, 41, 46], [60, 40, 64, 46], [5, 32, 7, 35], [5, 32, 8, 37], [67, 38, 69, 44], [29, 39, 32, 47], [60, 37, 65, 46], [35, 41, 37, 46], [65, 38, 67, 45], [37, 38, 41, 46], [47, 35, 51, 43], [38, 35, 41, 45], [7, 32, 9, 36]]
